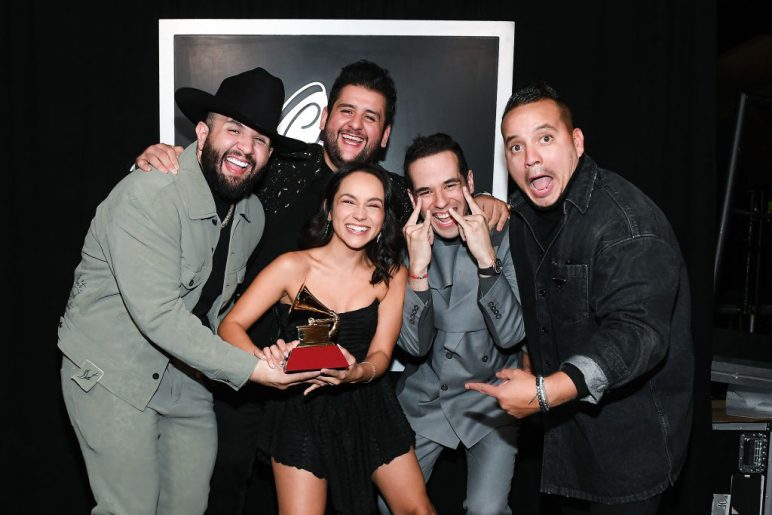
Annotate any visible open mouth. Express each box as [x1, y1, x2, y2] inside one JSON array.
[[345, 223, 369, 234], [432, 211, 457, 227], [223, 155, 252, 176], [529, 175, 553, 194], [340, 132, 365, 147]]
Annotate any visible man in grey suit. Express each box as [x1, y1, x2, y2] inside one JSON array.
[[380, 133, 526, 515], [58, 67, 318, 515]]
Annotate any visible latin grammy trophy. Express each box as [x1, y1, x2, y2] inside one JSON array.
[[283, 285, 349, 373]]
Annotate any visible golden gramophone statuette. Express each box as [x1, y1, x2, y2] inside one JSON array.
[[283, 285, 349, 373]]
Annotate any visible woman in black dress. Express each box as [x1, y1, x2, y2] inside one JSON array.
[[219, 163, 436, 515]]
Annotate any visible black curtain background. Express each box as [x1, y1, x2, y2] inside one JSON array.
[[4, 1, 715, 513]]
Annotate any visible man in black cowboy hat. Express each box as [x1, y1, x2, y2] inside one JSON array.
[[58, 66, 319, 515]]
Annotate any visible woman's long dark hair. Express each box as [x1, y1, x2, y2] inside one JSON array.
[[302, 163, 405, 285]]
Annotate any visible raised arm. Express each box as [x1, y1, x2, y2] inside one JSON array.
[[397, 199, 437, 356], [473, 193, 511, 232], [134, 143, 184, 173]]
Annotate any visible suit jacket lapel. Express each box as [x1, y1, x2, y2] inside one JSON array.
[[430, 238, 458, 305], [430, 238, 480, 319]]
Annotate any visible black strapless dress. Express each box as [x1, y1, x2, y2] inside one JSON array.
[[254, 298, 415, 515]]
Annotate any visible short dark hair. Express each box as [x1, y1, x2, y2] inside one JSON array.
[[328, 60, 397, 127], [302, 162, 404, 285], [402, 133, 469, 191], [503, 82, 574, 131]]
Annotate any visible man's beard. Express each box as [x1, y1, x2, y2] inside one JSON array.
[[321, 126, 380, 169], [200, 142, 262, 201]]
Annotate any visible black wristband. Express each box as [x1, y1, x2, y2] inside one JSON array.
[[561, 363, 589, 398], [478, 258, 502, 276]]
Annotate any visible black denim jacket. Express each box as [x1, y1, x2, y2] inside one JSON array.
[[508, 156, 694, 503]]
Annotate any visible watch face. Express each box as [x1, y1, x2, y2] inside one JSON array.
[[494, 258, 502, 273]]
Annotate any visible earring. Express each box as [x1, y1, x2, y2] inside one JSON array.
[[376, 232, 382, 243], [323, 220, 331, 238]]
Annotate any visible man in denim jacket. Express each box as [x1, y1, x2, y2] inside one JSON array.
[[467, 83, 694, 514]]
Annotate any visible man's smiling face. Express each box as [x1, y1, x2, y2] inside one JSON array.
[[408, 150, 473, 240], [319, 84, 391, 170]]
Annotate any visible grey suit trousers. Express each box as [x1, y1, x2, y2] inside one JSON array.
[[61, 356, 217, 515], [378, 425, 518, 515]]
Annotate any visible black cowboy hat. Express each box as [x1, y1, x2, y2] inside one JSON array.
[[175, 67, 306, 153]]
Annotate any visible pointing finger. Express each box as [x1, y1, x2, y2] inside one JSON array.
[[465, 381, 498, 398]]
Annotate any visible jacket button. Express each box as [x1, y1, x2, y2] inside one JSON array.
[[538, 289, 546, 297], [545, 360, 552, 368], [482, 355, 489, 362], [441, 384, 448, 391], [189, 279, 195, 286], [58, 320, 63, 328], [446, 352, 453, 359], [539, 326, 548, 334], [211, 219, 217, 225], [152, 373, 159, 380]]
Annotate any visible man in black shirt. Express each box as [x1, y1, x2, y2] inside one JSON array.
[[137, 60, 510, 514]]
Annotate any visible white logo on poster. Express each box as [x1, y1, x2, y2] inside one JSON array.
[[278, 82, 328, 144]]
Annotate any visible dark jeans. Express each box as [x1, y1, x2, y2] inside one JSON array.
[[205, 383, 276, 515]]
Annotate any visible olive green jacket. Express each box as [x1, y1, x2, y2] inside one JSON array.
[[58, 142, 262, 410]]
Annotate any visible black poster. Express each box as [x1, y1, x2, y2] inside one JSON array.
[[160, 20, 514, 198]]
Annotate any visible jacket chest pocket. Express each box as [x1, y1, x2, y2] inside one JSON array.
[[179, 222, 216, 293], [181, 261, 209, 294], [549, 263, 589, 325]]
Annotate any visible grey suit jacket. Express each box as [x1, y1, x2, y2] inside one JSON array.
[[396, 222, 525, 448], [58, 142, 262, 411]]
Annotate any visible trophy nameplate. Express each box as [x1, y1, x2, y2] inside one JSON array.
[[283, 285, 349, 373]]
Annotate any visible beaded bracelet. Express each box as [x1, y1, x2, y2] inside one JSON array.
[[536, 375, 551, 413], [408, 271, 428, 280], [360, 361, 376, 383]]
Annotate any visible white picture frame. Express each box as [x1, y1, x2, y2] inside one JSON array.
[[159, 19, 515, 199]]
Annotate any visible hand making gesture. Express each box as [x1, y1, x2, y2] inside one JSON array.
[[465, 368, 541, 419], [403, 197, 434, 283], [447, 187, 498, 269]]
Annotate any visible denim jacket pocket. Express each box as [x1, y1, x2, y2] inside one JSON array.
[[550, 263, 589, 325]]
